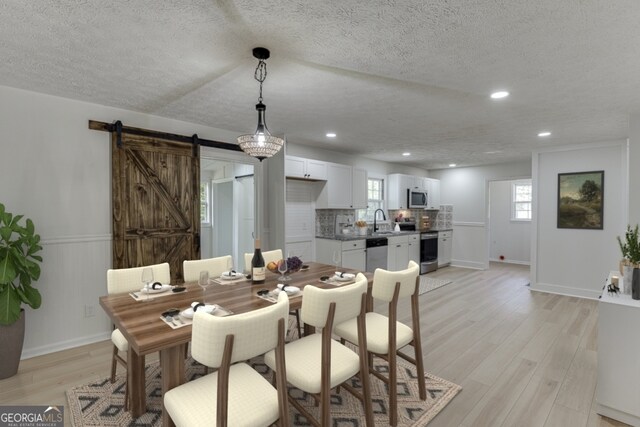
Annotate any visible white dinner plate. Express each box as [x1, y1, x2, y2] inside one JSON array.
[[334, 273, 355, 282], [220, 272, 244, 280], [140, 284, 172, 294], [180, 304, 217, 319], [276, 284, 300, 295]]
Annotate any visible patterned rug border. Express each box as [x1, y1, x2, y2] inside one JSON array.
[[66, 356, 461, 426], [419, 277, 453, 295]]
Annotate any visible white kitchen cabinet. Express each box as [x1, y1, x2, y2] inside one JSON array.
[[596, 272, 640, 426], [285, 156, 327, 180], [316, 163, 368, 209], [408, 234, 420, 264], [315, 238, 366, 272], [388, 174, 435, 209], [387, 235, 409, 271], [351, 167, 368, 209], [426, 178, 441, 209], [438, 230, 452, 267], [387, 174, 409, 209]]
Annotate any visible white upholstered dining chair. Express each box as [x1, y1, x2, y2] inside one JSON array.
[[244, 248, 302, 339], [333, 260, 425, 427], [183, 255, 233, 282], [264, 275, 374, 426], [243, 249, 283, 273], [164, 292, 290, 427], [106, 262, 171, 409]]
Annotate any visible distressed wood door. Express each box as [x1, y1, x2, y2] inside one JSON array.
[[111, 133, 199, 282]]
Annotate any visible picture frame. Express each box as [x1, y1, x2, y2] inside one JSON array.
[[557, 170, 604, 229]]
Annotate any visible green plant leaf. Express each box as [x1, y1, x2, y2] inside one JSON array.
[[10, 215, 24, 229], [30, 255, 43, 262], [0, 226, 11, 242], [0, 254, 17, 285], [21, 284, 41, 309], [26, 218, 34, 235], [0, 285, 21, 325], [0, 203, 5, 218]]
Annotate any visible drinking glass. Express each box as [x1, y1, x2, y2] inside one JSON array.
[[277, 259, 289, 281], [141, 267, 153, 302], [332, 250, 341, 271], [198, 270, 210, 304]]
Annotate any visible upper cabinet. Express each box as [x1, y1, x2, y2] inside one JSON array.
[[425, 178, 441, 209], [285, 156, 328, 180], [388, 173, 440, 210], [316, 162, 368, 209]]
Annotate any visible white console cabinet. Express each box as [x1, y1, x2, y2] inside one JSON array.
[[596, 271, 640, 426]]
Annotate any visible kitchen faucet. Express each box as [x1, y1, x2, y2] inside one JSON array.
[[373, 209, 387, 232]]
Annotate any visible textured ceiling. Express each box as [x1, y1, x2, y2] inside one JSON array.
[[1, 0, 638, 169]]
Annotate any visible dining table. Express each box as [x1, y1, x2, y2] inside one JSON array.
[[99, 261, 373, 427]]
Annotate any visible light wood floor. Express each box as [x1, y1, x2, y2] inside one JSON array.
[[0, 262, 629, 426]]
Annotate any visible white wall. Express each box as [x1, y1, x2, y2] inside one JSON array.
[[531, 140, 627, 299], [430, 161, 532, 269], [630, 114, 640, 224], [489, 180, 531, 264], [0, 85, 249, 358]]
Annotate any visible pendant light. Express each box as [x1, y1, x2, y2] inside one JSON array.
[[237, 47, 284, 161]]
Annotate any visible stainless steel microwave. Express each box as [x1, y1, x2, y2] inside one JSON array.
[[407, 188, 428, 208]]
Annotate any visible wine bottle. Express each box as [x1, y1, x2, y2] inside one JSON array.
[[251, 239, 266, 285]]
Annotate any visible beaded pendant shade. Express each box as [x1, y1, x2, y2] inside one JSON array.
[[237, 47, 284, 161]]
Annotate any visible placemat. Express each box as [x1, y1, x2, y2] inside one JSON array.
[[159, 305, 234, 329]]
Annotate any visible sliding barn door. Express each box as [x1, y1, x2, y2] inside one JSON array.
[[111, 133, 200, 282]]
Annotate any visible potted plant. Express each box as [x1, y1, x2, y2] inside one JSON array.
[[617, 225, 640, 299], [0, 203, 43, 379]]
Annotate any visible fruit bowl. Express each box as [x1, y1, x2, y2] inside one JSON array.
[[267, 256, 303, 274]]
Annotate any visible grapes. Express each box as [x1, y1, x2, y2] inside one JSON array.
[[286, 256, 303, 272]]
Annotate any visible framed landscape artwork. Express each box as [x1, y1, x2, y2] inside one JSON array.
[[557, 170, 604, 230]]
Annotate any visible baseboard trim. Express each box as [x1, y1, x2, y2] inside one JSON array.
[[489, 258, 531, 266], [21, 331, 111, 360], [530, 282, 601, 300], [451, 259, 485, 270], [596, 403, 640, 427]]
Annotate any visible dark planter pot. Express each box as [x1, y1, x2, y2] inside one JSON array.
[[0, 309, 25, 379], [633, 268, 640, 300]]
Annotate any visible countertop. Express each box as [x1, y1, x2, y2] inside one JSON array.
[[316, 228, 452, 241], [316, 230, 421, 241]]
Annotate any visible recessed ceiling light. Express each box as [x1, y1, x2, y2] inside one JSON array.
[[326, 132, 337, 138], [490, 91, 509, 99], [402, 152, 411, 156], [538, 131, 551, 137], [484, 150, 502, 154], [449, 163, 457, 167]]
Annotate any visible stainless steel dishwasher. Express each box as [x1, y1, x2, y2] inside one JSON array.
[[366, 237, 388, 273]]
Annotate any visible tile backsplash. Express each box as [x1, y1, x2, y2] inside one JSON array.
[[315, 206, 453, 236], [435, 204, 453, 229]]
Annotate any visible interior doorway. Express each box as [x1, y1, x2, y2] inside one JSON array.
[[200, 148, 260, 271], [487, 178, 532, 266]]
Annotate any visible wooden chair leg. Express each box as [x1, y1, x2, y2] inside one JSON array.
[[414, 342, 426, 400], [389, 350, 398, 427], [295, 310, 302, 339], [110, 345, 118, 383]]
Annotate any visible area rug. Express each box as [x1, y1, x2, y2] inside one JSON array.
[[67, 356, 460, 426], [419, 277, 453, 295]]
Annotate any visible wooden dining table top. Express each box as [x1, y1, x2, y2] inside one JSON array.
[[99, 262, 373, 357]]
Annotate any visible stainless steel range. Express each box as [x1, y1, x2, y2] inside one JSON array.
[[420, 232, 438, 274]]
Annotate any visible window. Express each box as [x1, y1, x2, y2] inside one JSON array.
[[200, 182, 210, 224], [511, 180, 532, 221], [357, 177, 384, 222]]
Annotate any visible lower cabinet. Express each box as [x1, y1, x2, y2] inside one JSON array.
[[316, 238, 366, 272], [596, 272, 640, 426], [387, 235, 409, 271], [438, 230, 452, 267], [408, 234, 420, 264]]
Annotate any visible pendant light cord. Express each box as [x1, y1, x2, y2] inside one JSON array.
[[254, 59, 267, 103]]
